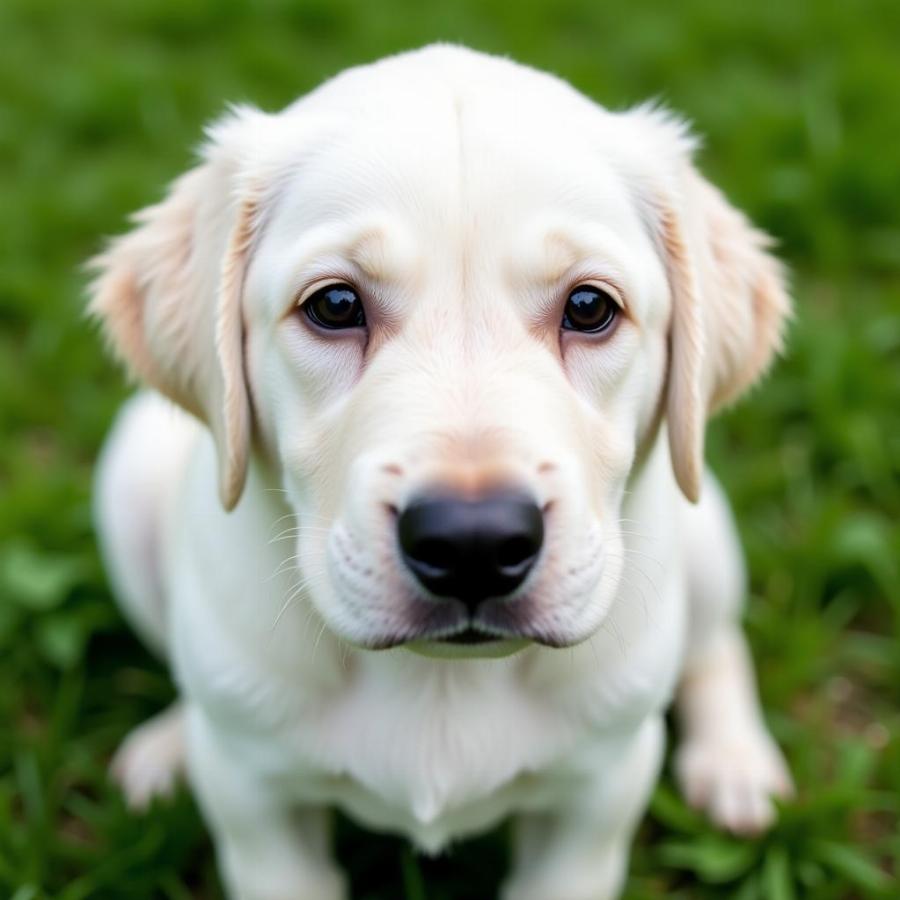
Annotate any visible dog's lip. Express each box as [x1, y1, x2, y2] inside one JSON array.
[[361, 614, 582, 653], [408, 617, 514, 647], [354, 592, 584, 651], [366, 618, 526, 651], [406, 598, 560, 648], [437, 626, 500, 645]]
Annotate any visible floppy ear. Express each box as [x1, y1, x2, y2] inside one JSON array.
[[88, 107, 268, 510], [662, 167, 790, 502], [627, 109, 791, 502]]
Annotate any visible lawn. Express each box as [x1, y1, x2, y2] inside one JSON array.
[[1, 0, 898, 897]]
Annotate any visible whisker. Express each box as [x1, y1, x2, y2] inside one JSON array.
[[270, 595, 297, 631], [604, 560, 650, 620], [622, 559, 662, 598], [605, 552, 661, 600], [269, 510, 297, 528], [587, 633, 601, 669], [269, 525, 332, 544], [269, 553, 301, 581], [340, 638, 352, 671], [269, 537, 331, 581], [270, 574, 319, 629], [620, 547, 666, 573], [311, 620, 329, 666], [617, 530, 659, 542]]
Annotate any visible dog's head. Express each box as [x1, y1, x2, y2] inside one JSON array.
[[89, 46, 789, 652]]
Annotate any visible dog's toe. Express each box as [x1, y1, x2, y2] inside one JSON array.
[[111, 702, 186, 811], [675, 728, 793, 835]]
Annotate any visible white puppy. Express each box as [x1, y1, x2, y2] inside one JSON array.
[[90, 45, 793, 900]]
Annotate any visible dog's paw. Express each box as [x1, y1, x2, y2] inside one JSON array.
[[111, 702, 185, 811], [675, 727, 793, 835]]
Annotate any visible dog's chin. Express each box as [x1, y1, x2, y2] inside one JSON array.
[[406, 635, 531, 660], [351, 621, 532, 656]]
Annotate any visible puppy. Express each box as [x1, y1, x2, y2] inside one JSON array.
[[90, 45, 793, 900]]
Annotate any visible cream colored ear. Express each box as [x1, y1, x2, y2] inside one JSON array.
[[88, 108, 266, 509], [660, 167, 791, 502]]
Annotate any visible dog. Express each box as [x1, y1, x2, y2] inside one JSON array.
[[90, 44, 793, 900]]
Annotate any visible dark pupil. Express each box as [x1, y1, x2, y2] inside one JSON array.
[[312, 287, 361, 327], [565, 288, 614, 331]]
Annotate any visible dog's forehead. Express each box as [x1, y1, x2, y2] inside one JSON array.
[[269, 47, 646, 225], [250, 47, 664, 318]]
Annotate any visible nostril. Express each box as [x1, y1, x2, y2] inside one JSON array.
[[496, 535, 538, 571], [412, 538, 457, 574]]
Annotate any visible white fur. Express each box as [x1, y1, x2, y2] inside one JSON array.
[[92, 45, 792, 899]]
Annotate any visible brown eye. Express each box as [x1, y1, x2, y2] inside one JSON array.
[[303, 284, 366, 330], [562, 285, 618, 334]]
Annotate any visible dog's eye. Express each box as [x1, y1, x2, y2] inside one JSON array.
[[561, 285, 618, 334], [303, 284, 366, 330]]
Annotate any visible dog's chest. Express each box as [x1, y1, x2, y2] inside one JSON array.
[[255, 639, 678, 852], [265, 662, 564, 849]]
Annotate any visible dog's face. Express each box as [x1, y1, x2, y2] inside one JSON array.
[[243, 62, 673, 650], [90, 46, 789, 652]]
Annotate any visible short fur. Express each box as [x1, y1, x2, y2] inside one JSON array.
[[91, 46, 792, 900]]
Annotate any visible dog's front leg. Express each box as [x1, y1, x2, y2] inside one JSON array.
[[675, 627, 793, 834], [186, 707, 346, 900], [502, 715, 664, 900], [674, 477, 793, 834]]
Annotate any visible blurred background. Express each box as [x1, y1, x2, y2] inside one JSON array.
[[1, 0, 898, 897]]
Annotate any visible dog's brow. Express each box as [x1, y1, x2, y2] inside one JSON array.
[[346, 228, 400, 282], [520, 227, 631, 305], [527, 229, 613, 286], [539, 231, 583, 284]]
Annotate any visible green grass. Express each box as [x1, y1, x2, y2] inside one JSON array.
[[1, 0, 898, 897]]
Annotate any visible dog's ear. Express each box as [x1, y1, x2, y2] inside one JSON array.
[[88, 106, 269, 510], [624, 108, 791, 502], [662, 169, 790, 503]]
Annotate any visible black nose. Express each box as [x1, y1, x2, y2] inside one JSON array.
[[397, 490, 544, 611]]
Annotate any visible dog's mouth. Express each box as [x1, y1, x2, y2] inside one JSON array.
[[364, 593, 565, 654], [442, 627, 498, 646]]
